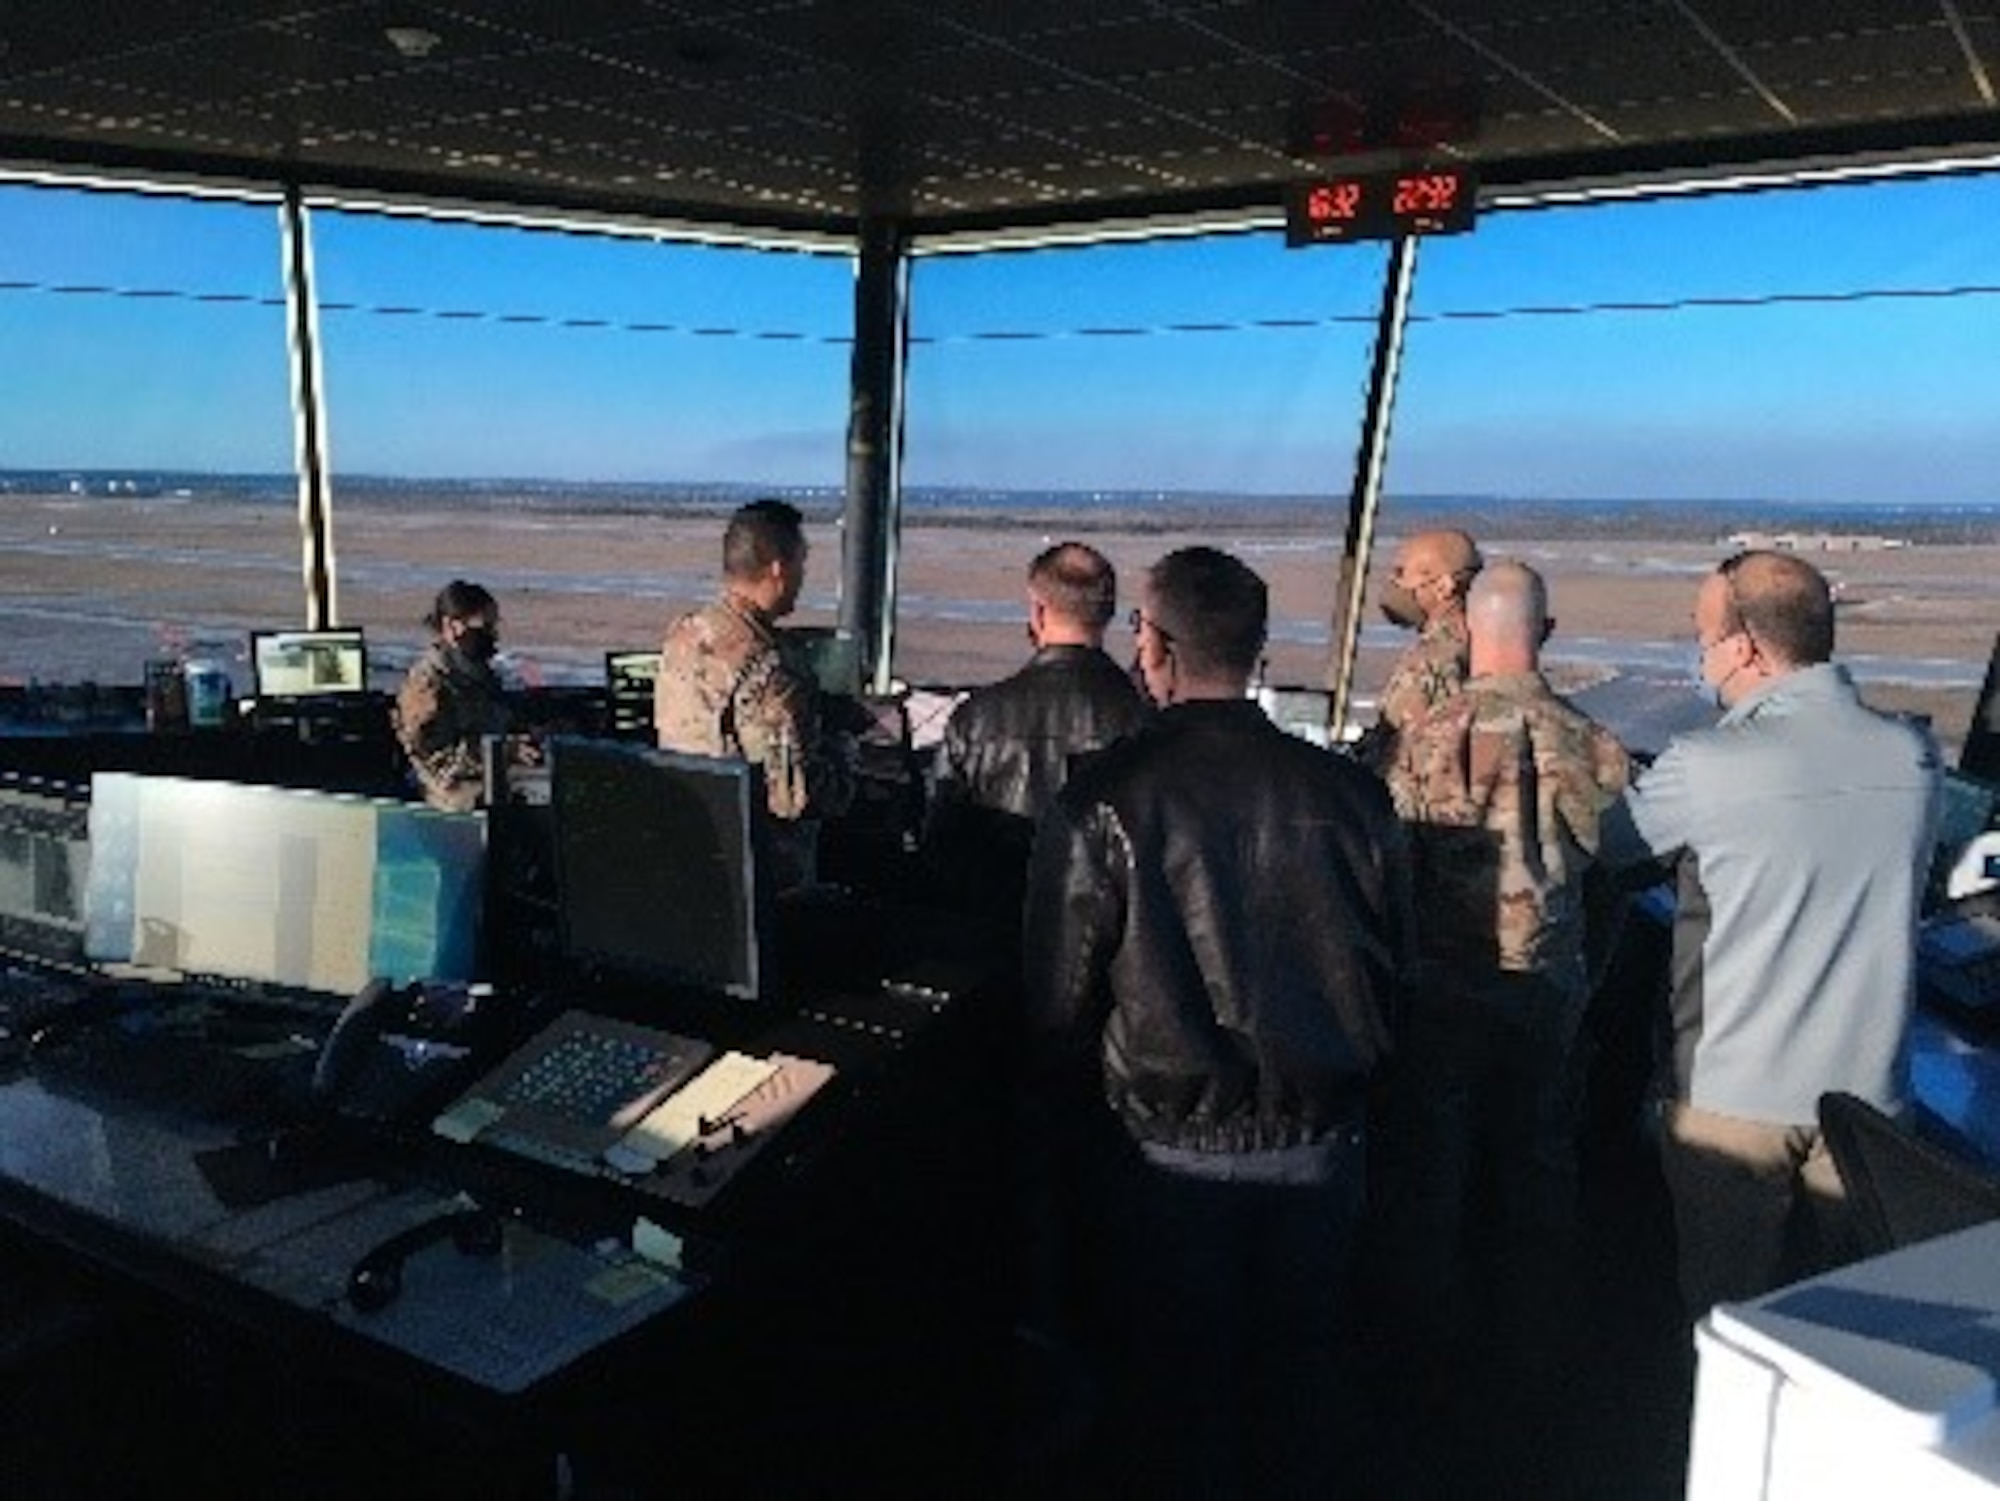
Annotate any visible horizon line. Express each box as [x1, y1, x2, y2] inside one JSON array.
[[3, 467, 1997, 513]]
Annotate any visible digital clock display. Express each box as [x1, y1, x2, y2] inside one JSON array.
[[1285, 167, 1478, 246]]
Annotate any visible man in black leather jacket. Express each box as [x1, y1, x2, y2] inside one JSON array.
[[925, 541, 1148, 928], [1020, 545, 1413, 1497]]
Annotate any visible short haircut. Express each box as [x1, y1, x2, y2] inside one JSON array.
[[723, 498, 806, 580], [425, 579, 496, 631], [1466, 559, 1548, 650], [1028, 542, 1117, 628], [1430, 528, 1485, 589], [1146, 546, 1268, 680], [1718, 550, 1835, 667]]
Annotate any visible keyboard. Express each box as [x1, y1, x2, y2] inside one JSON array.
[[495, 1027, 689, 1121], [435, 1012, 715, 1174]]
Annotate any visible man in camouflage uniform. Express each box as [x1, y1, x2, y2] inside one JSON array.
[[1355, 527, 1482, 771], [1375, 560, 1629, 1402], [655, 498, 854, 889]]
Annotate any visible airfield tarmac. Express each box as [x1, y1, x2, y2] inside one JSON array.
[[0, 494, 1988, 756]]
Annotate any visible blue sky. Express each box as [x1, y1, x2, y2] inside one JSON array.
[[2, 169, 1998, 502]]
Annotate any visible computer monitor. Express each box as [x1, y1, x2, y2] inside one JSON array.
[[550, 737, 769, 1002], [1939, 769, 1999, 853], [1930, 768, 2000, 910], [249, 627, 368, 698], [0, 778, 90, 965], [84, 774, 484, 996], [1255, 686, 1335, 748], [603, 649, 660, 738], [788, 626, 863, 699]]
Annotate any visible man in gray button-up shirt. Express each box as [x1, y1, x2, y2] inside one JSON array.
[[1600, 550, 1940, 1318]]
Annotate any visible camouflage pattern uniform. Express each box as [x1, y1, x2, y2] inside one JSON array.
[[1357, 608, 1470, 772], [1387, 670, 1631, 999], [655, 591, 854, 840], [1376, 671, 1631, 1359], [394, 642, 509, 812]]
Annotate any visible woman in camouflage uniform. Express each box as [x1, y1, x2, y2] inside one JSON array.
[[394, 579, 512, 811]]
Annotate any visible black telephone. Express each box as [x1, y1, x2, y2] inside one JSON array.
[[313, 978, 395, 1104], [311, 978, 500, 1126]]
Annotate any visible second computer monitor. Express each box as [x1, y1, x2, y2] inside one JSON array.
[[0, 778, 90, 965], [250, 627, 368, 698], [787, 626, 862, 700], [550, 738, 769, 1002]]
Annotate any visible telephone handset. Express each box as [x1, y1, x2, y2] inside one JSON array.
[[314, 977, 394, 1105], [311, 978, 500, 1125]]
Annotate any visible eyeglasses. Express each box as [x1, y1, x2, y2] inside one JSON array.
[[1127, 608, 1175, 644], [1704, 555, 1757, 656]]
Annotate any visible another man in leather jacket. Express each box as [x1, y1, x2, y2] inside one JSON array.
[[926, 541, 1147, 926], [1021, 546, 1414, 1496]]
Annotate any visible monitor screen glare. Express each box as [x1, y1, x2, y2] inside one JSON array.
[[604, 650, 661, 737], [85, 773, 484, 995], [550, 738, 767, 1001], [0, 780, 90, 962]]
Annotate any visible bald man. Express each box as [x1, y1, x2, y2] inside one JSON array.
[[1601, 550, 1940, 1318], [1358, 527, 1483, 770], [1379, 560, 1630, 1387]]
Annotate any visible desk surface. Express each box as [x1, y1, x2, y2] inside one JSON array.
[[1690, 1222, 2000, 1499], [0, 1073, 695, 1399]]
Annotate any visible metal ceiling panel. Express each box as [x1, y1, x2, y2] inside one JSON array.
[[0, 0, 1993, 238]]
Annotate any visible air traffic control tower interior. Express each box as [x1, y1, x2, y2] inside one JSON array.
[[4, 4, 2000, 1496]]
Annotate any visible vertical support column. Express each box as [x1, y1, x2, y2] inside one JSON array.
[[838, 217, 912, 696], [1328, 235, 1420, 741], [280, 185, 336, 630]]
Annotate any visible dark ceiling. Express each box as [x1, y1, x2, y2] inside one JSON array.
[[2, 1, 1997, 239]]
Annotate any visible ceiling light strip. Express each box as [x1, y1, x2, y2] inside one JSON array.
[[1667, 0, 1799, 126], [1404, 1, 1622, 144], [1940, 0, 1998, 106]]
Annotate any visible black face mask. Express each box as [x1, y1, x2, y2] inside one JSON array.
[[1377, 579, 1424, 630], [456, 626, 499, 663]]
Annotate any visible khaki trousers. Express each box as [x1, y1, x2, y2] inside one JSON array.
[[1658, 1100, 1857, 1320]]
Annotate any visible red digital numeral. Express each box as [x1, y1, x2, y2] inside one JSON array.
[[1394, 173, 1458, 215], [1310, 182, 1363, 221]]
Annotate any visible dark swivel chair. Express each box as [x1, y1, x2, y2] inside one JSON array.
[[1817, 1090, 2000, 1257]]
